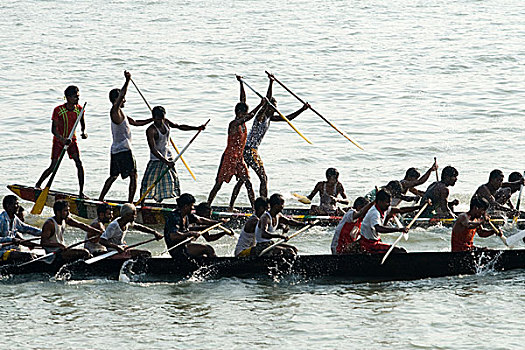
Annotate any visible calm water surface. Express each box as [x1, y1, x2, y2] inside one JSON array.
[[0, 0, 524, 348]]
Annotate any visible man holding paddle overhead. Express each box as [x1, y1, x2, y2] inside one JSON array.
[[99, 71, 153, 203], [139, 106, 205, 203], [40, 200, 102, 263], [398, 160, 439, 201], [243, 74, 309, 197], [35, 85, 88, 198], [164, 193, 228, 258], [207, 78, 266, 211]]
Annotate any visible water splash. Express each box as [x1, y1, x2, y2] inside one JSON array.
[[475, 251, 503, 275], [118, 260, 136, 283]]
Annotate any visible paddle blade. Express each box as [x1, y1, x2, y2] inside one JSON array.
[[507, 230, 525, 247], [293, 193, 311, 204], [31, 187, 50, 215], [84, 250, 118, 265]]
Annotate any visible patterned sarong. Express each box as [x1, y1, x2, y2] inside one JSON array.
[[140, 160, 180, 202]]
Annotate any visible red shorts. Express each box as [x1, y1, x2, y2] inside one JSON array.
[[52, 139, 80, 159], [359, 237, 391, 254]]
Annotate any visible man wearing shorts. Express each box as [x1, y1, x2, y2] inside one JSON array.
[[35, 85, 88, 198], [98, 71, 153, 203]]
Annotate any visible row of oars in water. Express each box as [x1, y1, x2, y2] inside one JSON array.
[[30, 72, 363, 215]]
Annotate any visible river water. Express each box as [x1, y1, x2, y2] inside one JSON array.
[[0, 0, 524, 348]]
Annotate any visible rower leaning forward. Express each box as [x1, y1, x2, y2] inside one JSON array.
[[164, 193, 228, 258], [140, 106, 205, 203]]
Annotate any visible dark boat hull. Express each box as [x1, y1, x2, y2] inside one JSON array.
[[2, 250, 524, 282]]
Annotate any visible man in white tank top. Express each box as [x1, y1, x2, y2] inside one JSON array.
[[234, 196, 269, 257], [99, 71, 153, 203], [40, 200, 103, 263], [253, 194, 306, 257], [85, 204, 113, 255], [140, 106, 206, 203]]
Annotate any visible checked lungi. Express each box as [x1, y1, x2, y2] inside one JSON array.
[[140, 160, 180, 202]]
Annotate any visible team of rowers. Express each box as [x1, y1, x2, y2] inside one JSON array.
[[1, 71, 524, 264]]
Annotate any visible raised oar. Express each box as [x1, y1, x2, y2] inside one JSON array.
[[32, 102, 87, 214], [135, 119, 210, 205], [84, 236, 162, 265], [258, 220, 319, 257], [264, 71, 363, 150], [381, 202, 429, 265], [487, 221, 509, 247], [130, 78, 196, 181], [434, 157, 439, 181], [18, 238, 91, 267], [292, 192, 311, 204], [239, 77, 312, 145], [512, 171, 524, 225], [161, 222, 224, 255]]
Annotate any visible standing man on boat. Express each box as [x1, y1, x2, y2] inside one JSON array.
[[99, 71, 153, 203], [421, 166, 459, 218], [207, 78, 266, 211], [35, 86, 88, 198], [99, 203, 163, 259], [359, 189, 425, 254], [253, 194, 306, 256], [307, 168, 349, 215], [140, 106, 205, 203], [164, 193, 228, 258], [331, 197, 373, 255], [84, 204, 113, 255], [243, 74, 309, 197], [40, 200, 101, 262], [234, 196, 269, 257], [451, 196, 501, 252], [473, 169, 523, 216], [0, 195, 41, 262]]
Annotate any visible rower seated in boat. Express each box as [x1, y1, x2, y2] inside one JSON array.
[[473, 169, 523, 218], [331, 197, 373, 255], [494, 171, 523, 211], [396, 160, 438, 205], [40, 200, 101, 263], [252, 194, 305, 257], [359, 189, 426, 254], [164, 194, 227, 258], [0, 195, 41, 263], [366, 181, 418, 206], [420, 166, 459, 218], [99, 203, 162, 259], [235, 197, 269, 257], [307, 168, 348, 216], [84, 204, 113, 256], [451, 196, 502, 252]]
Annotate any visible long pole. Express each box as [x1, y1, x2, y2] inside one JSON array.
[[258, 220, 319, 257], [130, 78, 197, 181], [265, 71, 363, 150], [84, 236, 161, 265], [135, 119, 209, 205], [239, 77, 312, 145], [32, 102, 87, 214], [18, 238, 91, 267], [162, 222, 224, 254]]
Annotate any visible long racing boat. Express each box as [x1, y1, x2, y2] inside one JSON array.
[[1, 249, 524, 282]]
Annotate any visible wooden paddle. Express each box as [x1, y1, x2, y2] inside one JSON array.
[[487, 221, 509, 247], [292, 193, 311, 204], [265, 71, 363, 150], [258, 220, 320, 257], [130, 78, 197, 181], [84, 236, 162, 265], [135, 119, 210, 205], [18, 238, 91, 267], [434, 157, 439, 182], [162, 222, 224, 255], [512, 171, 524, 225], [32, 102, 87, 215], [0, 237, 40, 247], [381, 202, 429, 265], [239, 77, 312, 145]]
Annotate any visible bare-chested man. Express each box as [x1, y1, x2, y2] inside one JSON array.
[[243, 74, 309, 197], [421, 166, 459, 218], [494, 171, 524, 209], [99, 71, 153, 203], [472, 169, 523, 217], [307, 168, 348, 215], [399, 160, 438, 198]]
